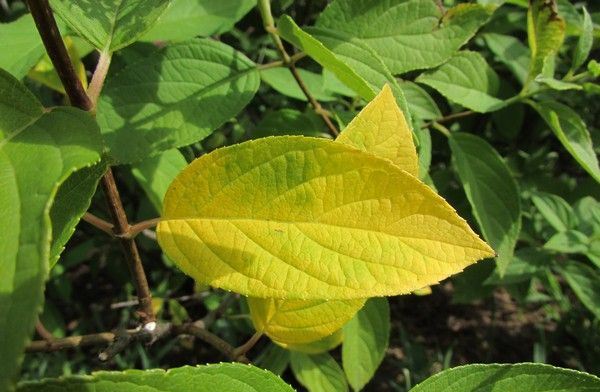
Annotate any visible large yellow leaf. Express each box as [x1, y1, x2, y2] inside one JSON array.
[[248, 86, 418, 347], [157, 136, 494, 299], [337, 84, 418, 176], [248, 297, 365, 346]]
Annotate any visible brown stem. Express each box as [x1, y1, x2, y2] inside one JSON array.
[[26, 0, 92, 111], [258, 1, 339, 136], [35, 320, 54, 342], [27, 332, 116, 353], [258, 52, 306, 70], [421, 110, 474, 129], [101, 170, 155, 323], [82, 212, 114, 236], [233, 331, 263, 358], [125, 218, 160, 239], [174, 324, 249, 363], [27, 0, 156, 324]]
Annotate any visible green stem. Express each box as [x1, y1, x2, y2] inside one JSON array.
[[431, 122, 451, 138]]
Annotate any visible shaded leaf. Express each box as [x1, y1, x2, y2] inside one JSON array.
[[561, 260, 600, 319], [484, 33, 530, 85], [571, 7, 593, 72], [291, 352, 348, 392], [261, 67, 337, 102], [449, 132, 521, 274], [342, 298, 390, 391], [530, 100, 600, 183], [131, 149, 187, 212], [531, 191, 577, 232]]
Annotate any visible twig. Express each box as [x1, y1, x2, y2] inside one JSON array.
[[27, 321, 246, 362], [35, 320, 55, 342], [233, 331, 263, 358], [257, 0, 339, 136], [26, 0, 92, 110], [421, 110, 474, 129], [82, 212, 114, 236], [257, 52, 306, 70], [101, 170, 156, 324], [125, 218, 160, 239], [196, 293, 238, 329], [431, 122, 451, 138], [174, 324, 249, 363], [27, 0, 156, 324]]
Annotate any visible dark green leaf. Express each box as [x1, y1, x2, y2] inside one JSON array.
[[561, 260, 600, 319], [291, 352, 348, 392], [450, 132, 521, 274], [342, 298, 390, 391], [530, 100, 600, 183], [416, 51, 506, 113]]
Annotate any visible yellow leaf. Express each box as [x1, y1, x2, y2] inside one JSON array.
[[248, 297, 365, 346], [157, 136, 494, 299], [337, 84, 418, 176], [412, 286, 433, 296], [284, 330, 343, 354]]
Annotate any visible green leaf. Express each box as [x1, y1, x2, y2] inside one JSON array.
[[484, 33, 530, 85], [574, 196, 600, 236], [561, 260, 600, 319], [131, 149, 187, 213], [276, 15, 374, 100], [315, 1, 492, 74], [400, 81, 441, 121], [50, 162, 106, 265], [416, 51, 506, 113], [531, 191, 577, 232], [0, 15, 45, 79], [534, 76, 582, 91], [526, 0, 566, 85], [0, 69, 103, 391], [530, 100, 600, 183], [342, 298, 390, 391], [50, 0, 172, 52], [484, 248, 550, 285], [261, 67, 337, 102], [291, 352, 348, 392], [571, 7, 593, 72], [449, 132, 521, 274], [97, 38, 260, 164], [544, 230, 589, 254], [17, 363, 295, 392], [142, 0, 254, 42], [410, 363, 600, 391], [253, 109, 326, 139], [276, 16, 412, 122], [255, 343, 291, 376], [156, 136, 494, 299]]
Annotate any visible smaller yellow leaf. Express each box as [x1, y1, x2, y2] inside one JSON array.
[[248, 297, 365, 346], [283, 330, 343, 354], [412, 286, 433, 296], [337, 84, 418, 176]]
